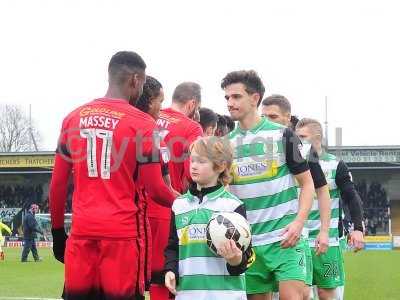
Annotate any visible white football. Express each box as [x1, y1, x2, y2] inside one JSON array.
[[206, 212, 251, 255]]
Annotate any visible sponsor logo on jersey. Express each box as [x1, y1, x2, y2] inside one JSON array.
[[234, 160, 278, 179], [179, 224, 207, 245]]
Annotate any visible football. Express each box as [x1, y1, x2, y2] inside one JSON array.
[[206, 212, 251, 255]]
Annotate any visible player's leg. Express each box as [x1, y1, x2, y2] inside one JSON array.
[[98, 239, 141, 299], [312, 246, 345, 300], [317, 288, 336, 300], [276, 239, 307, 300], [31, 239, 40, 261], [279, 280, 305, 300], [149, 217, 170, 300], [335, 238, 347, 300], [303, 242, 313, 300], [21, 239, 31, 262], [246, 244, 275, 300], [248, 294, 272, 300], [64, 237, 99, 299], [0, 243, 4, 261]]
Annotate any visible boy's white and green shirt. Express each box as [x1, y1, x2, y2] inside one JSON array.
[[228, 117, 309, 247], [165, 185, 253, 300]]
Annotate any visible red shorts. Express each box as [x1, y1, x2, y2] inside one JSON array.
[[149, 217, 170, 279], [64, 236, 145, 299]]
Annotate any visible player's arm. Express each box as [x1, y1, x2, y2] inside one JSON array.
[[139, 162, 176, 207], [138, 130, 177, 207], [308, 146, 331, 255], [49, 122, 72, 263], [282, 128, 314, 248], [164, 211, 179, 294], [161, 150, 181, 198], [225, 204, 256, 276], [32, 218, 43, 235], [335, 160, 364, 251]]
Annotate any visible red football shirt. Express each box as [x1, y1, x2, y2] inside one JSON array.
[[50, 98, 158, 239], [156, 108, 203, 194], [145, 145, 172, 220]]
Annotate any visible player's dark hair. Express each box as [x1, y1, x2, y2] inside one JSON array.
[[290, 115, 299, 130], [135, 76, 163, 113], [224, 115, 235, 132], [221, 70, 265, 106], [214, 114, 228, 137], [172, 82, 201, 104], [262, 94, 292, 114], [108, 51, 146, 86], [199, 107, 218, 132]]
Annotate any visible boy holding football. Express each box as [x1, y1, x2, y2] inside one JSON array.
[[164, 136, 255, 300]]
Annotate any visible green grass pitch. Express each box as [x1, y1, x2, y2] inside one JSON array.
[[0, 248, 399, 299]]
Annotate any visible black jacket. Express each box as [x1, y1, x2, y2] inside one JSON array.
[[23, 212, 42, 239]]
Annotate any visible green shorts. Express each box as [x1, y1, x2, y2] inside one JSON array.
[[311, 245, 345, 288], [246, 239, 307, 294], [304, 242, 313, 286]]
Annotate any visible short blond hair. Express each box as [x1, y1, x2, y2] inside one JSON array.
[[296, 118, 323, 140], [189, 136, 233, 186]]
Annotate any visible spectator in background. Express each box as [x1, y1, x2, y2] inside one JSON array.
[[215, 114, 228, 137], [224, 115, 235, 133], [21, 203, 43, 262], [198, 107, 218, 136]]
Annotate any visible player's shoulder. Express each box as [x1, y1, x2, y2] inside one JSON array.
[[262, 117, 286, 131], [172, 192, 195, 214], [219, 189, 243, 205], [61, 100, 95, 126], [322, 152, 338, 162], [205, 187, 244, 212]]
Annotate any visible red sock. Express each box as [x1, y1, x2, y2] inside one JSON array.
[[150, 284, 171, 300]]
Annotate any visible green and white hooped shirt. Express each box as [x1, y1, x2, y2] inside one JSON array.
[[171, 186, 247, 300], [307, 152, 341, 247], [228, 117, 309, 247]]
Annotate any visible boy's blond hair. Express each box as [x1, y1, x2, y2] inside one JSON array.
[[190, 136, 233, 186]]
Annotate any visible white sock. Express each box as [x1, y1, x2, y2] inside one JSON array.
[[335, 286, 344, 300]]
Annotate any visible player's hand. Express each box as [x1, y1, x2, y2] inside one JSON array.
[[280, 219, 304, 248], [171, 188, 181, 199], [165, 271, 177, 295], [348, 230, 364, 252], [315, 230, 329, 255], [51, 228, 68, 263], [217, 239, 243, 266]]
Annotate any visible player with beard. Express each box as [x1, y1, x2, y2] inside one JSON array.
[[157, 82, 203, 194]]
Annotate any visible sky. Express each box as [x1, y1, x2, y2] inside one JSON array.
[[0, 0, 399, 151]]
